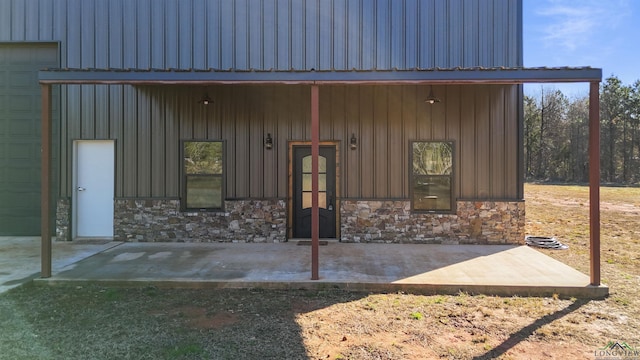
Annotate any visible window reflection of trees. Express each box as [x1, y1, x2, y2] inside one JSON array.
[[184, 142, 223, 175], [412, 142, 453, 212], [412, 142, 452, 176]]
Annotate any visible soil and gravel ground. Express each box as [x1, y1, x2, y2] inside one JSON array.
[[0, 184, 638, 359]]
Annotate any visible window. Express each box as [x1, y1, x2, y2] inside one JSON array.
[[301, 155, 328, 209], [411, 141, 453, 212], [183, 141, 224, 210]]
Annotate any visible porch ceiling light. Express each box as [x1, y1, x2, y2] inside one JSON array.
[[425, 86, 441, 104], [199, 93, 213, 105], [265, 133, 273, 149]]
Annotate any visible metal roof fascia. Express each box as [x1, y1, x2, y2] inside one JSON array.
[[38, 68, 603, 84]]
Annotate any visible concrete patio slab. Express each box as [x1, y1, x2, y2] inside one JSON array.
[[0, 237, 121, 294], [32, 241, 608, 298]]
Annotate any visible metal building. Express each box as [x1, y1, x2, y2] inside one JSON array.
[[0, 0, 603, 284]]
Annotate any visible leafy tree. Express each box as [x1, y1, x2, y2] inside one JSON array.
[[600, 76, 631, 183], [524, 95, 540, 178], [524, 76, 640, 185]]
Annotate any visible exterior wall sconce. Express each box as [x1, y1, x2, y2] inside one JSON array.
[[424, 86, 441, 104], [199, 93, 213, 105], [265, 133, 273, 149], [350, 133, 357, 150]]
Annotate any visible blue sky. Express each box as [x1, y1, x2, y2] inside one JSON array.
[[523, 0, 640, 97]]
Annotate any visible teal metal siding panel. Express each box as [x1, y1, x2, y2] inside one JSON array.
[[0, 43, 58, 235], [0, 1, 10, 39]]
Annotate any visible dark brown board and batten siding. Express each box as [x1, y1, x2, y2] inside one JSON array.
[[52, 84, 519, 201]]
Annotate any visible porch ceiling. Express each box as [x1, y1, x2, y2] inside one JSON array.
[[38, 66, 602, 85]]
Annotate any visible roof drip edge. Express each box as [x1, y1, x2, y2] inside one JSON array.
[[38, 66, 603, 85]]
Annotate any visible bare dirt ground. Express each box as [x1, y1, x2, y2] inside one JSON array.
[[0, 184, 638, 359]]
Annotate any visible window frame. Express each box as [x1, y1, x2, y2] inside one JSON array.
[[181, 139, 226, 212], [409, 140, 455, 213]]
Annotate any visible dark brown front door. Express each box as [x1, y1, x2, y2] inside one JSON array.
[[293, 146, 336, 238]]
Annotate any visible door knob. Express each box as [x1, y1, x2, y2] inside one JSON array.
[[77, 187, 86, 191]]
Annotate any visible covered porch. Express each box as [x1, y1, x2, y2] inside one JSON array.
[[38, 66, 604, 287]]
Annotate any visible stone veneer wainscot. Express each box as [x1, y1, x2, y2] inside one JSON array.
[[57, 198, 523, 244], [113, 199, 287, 242], [340, 200, 525, 244]]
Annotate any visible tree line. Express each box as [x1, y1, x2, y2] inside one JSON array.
[[524, 75, 640, 185]]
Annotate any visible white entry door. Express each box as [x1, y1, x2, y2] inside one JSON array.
[[74, 140, 115, 238]]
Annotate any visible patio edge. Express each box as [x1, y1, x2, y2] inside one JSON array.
[[32, 278, 609, 299]]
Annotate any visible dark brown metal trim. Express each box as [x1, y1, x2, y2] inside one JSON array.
[[40, 84, 52, 278], [589, 81, 601, 286], [311, 85, 320, 280]]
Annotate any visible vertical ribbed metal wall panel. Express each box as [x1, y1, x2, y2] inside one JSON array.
[[403, 0, 418, 69], [137, 0, 152, 70], [390, 0, 404, 69], [193, 0, 207, 69], [13, 0, 564, 70], [332, 0, 347, 70], [417, 0, 433, 68], [1, 0, 523, 200], [95, 1, 109, 68], [360, 2, 375, 70], [107, 0, 122, 68], [45, 83, 520, 200], [463, 0, 478, 67]]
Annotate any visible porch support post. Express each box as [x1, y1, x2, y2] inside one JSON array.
[[589, 81, 601, 286], [311, 85, 320, 280], [41, 83, 52, 278]]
